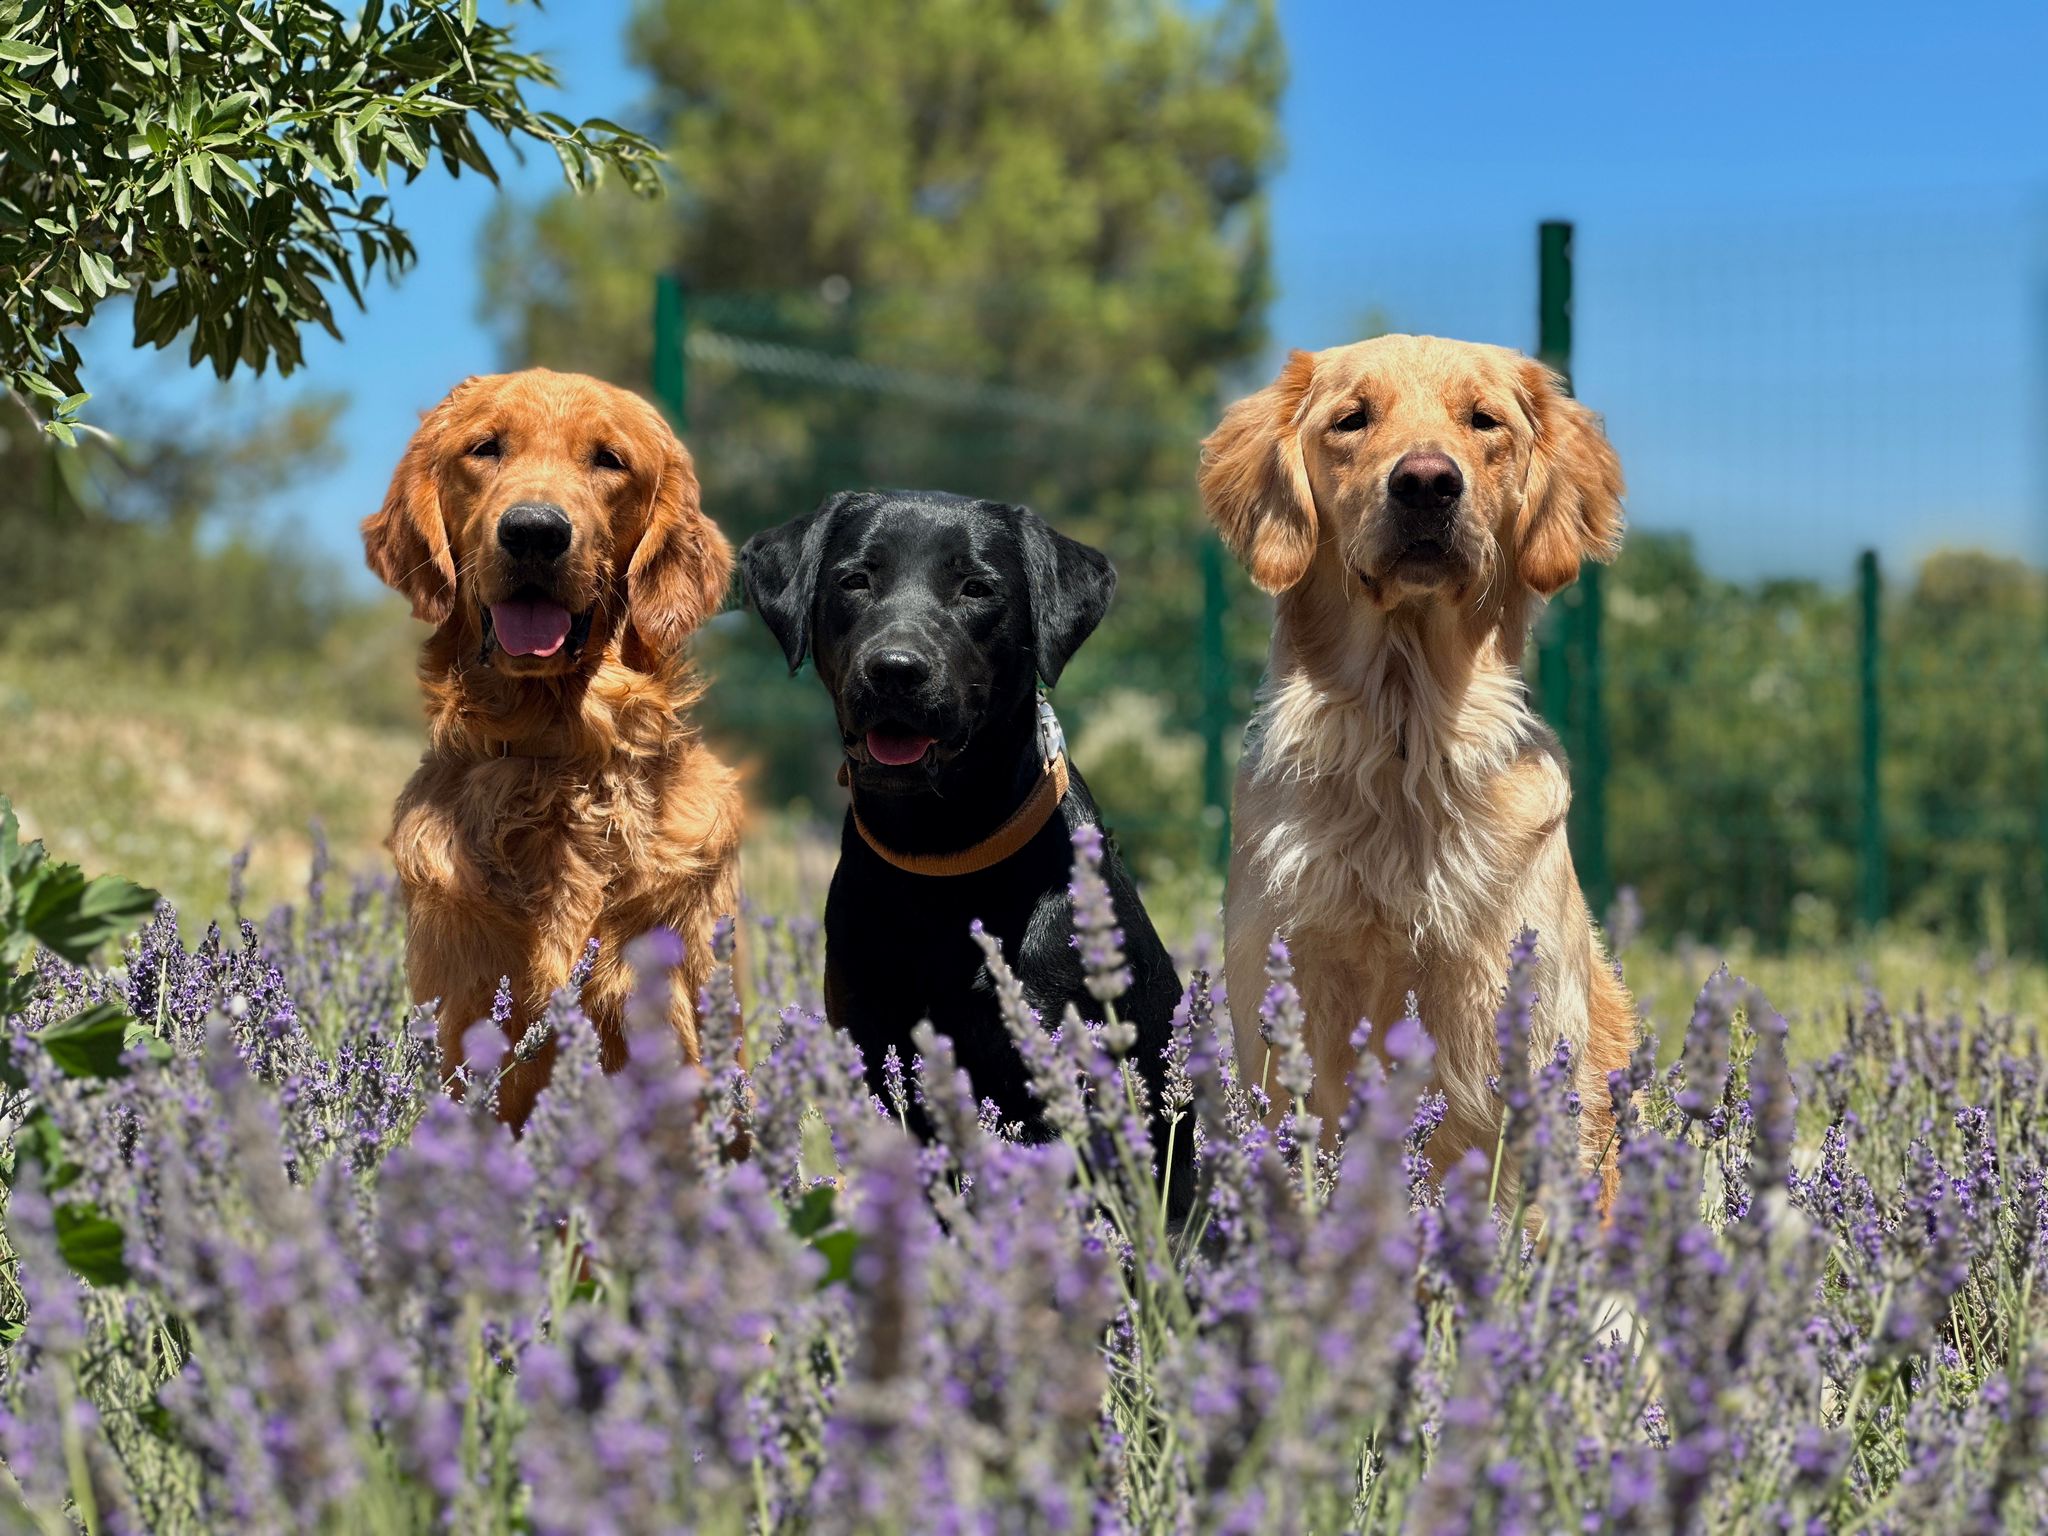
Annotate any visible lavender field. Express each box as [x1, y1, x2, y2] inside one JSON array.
[[1, 817, 2044, 1535]]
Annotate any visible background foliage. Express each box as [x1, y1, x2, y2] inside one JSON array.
[[485, 0, 1286, 813], [0, 0, 660, 438], [1602, 538, 2046, 950]]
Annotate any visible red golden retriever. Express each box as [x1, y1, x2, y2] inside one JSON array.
[[362, 369, 741, 1128], [1201, 335, 1635, 1207]]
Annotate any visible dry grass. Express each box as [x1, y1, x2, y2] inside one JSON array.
[[5, 650, 2044, 1060], [1622, 929, 2048, 1062], [0, 653, 421, 921]]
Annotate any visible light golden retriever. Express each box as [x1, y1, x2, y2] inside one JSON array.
[[362, 369, 742, 1129], [1200, 334, 1634, 1204]]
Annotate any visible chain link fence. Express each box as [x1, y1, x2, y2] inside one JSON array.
[[659, 194, 2048, 950]]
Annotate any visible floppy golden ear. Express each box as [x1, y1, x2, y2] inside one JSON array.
[[627, 432, 732, 654], [1199, 349, 1319, 594], [361, 427, 457, 626], [1516, 360, 1625, 597]]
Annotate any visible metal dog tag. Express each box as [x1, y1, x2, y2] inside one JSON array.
[[1036, 694, 1066, 768]]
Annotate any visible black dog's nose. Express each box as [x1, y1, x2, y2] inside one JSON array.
[[865, 648, 931, 694], [497, 503, 573, 562], [1388, 452, 1464, 515]]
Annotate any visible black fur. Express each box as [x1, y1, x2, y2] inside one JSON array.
[[740, 490, 1189, 1205]]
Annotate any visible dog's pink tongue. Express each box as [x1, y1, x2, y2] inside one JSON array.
[[866, 728, 935, 766], [489, 600, 572, 657]]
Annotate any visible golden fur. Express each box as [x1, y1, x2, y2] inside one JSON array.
[[362, 369, 742, 1129], [1200, 335, 1635, 1206]]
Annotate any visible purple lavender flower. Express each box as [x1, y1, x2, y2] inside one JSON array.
[[1257, 934, 1314, 1105], [6, 820, 2046, 1531], [1068, 823, 1133, 1008]]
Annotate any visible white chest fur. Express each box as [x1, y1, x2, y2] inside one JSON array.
[[1238, 626, 1557, 951]]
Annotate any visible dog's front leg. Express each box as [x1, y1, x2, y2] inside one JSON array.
[[584, 869, 734, 1071], [392, 793, 599, 1129]]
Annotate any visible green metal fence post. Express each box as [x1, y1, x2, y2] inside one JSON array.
[[2039, 280, 2048, 955], [1199, 533, 1232, 872], [1535, 220, 1575, 755], [652, 273, 689, 428], [1536, 218, 1612, 912], [1537, 220, 1573, 381], [1579, 562, 1610, 912], [1857, 548, 1888, 929]]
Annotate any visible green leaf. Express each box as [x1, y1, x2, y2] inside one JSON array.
[[43, 285, 83, 314], [170, 161, 192, 227], [811, 1229, 858, 1289], [551, 138, 585, 192], [236, 8, 282, 56], [124, 1020, 173, 1063], [212, 153, 260, 193], [77, 249, 119, 298], [10, 1107, 82, 1193], [96, 1, 140, 30], [206, 91, 259, 133], [39, 1000, 142, 1080], [787, 1182, 856, 1287], [0, 40, 57, 67], [0, 795, 23, 898], [55, 1203, 129, 1286], [459, 0, 477, 33], [24, 867, 157, 963], [787, 1184, 838, 1239], [386, 122, 427, 169]]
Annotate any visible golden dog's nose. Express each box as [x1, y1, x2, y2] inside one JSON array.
[[1388, 451, 1463, 514], [498, 502, 573, 562]]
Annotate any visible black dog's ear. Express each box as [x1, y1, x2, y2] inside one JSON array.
[[740, 493, 859, 672], [1015, 507, 1116, 687]]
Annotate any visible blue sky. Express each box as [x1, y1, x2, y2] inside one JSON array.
[[81, 0, 2048, 583]]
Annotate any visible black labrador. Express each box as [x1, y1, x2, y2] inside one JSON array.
[[740, 490, 1189, 1200]]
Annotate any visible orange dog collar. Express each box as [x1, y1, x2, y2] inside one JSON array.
[[843, 753, 1071, 878]]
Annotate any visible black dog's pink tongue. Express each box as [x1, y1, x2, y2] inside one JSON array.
[[866, 728, 935, 766], [489, 600, 572, 657]]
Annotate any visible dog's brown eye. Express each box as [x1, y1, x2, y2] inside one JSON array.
[[593, 446, 627, 472], [959, 578, 994, 600], [1332, 405, 1371, 433], [1471, 409, 1502, 431], [838, 571, 871, 592], [467, 437, 502, 459]]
